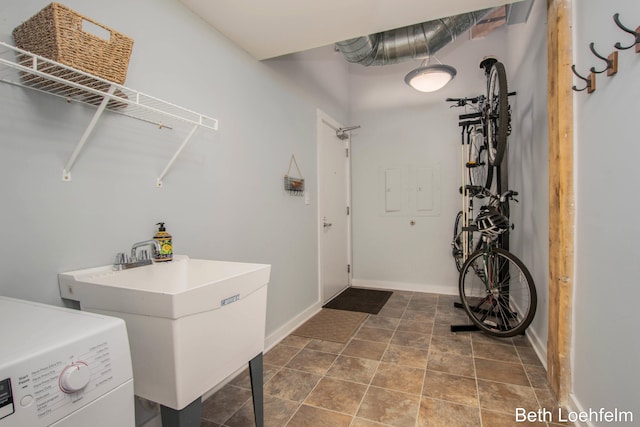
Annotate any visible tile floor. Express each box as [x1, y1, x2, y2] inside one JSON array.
[[200, 291, 571, 427]]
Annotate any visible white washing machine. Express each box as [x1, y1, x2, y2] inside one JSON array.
[[0, 297, 135, 427]]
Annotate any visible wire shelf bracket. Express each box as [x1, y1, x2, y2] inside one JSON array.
[[0, 41, 219, 186]]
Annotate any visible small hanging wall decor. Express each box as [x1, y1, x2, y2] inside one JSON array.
[[284, 154, 305, 196]]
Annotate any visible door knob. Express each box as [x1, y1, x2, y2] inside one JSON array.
[[323, 221, 333, 228]]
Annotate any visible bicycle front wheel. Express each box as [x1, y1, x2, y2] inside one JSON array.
[[468, 127, 493, 189], [486, 62, 509, 167], [459, 247, 536, 337], [452, 211, 464, 272]]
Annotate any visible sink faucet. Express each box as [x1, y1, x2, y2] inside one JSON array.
[[113, 240, 162, 270], [130, 239, 161, 261]]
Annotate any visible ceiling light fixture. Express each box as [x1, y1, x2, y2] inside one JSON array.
[[405, 57, 457, 93]]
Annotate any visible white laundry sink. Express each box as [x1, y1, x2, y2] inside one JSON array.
[[58, 255, 270, 411]]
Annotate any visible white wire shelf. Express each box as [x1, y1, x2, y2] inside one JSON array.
[[0, 41, 218, 186]]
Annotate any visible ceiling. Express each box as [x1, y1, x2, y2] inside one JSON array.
[[179, 0, 523, 60]]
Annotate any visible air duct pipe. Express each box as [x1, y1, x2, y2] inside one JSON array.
[[335, 8, 495, 66]]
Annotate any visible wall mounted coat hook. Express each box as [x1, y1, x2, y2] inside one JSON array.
[[613, 13, 640, 53], [571, 65, 595, 93], [589, 42, 618, 76]]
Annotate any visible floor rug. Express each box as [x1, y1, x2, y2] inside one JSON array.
[[323, 287, 393, 315], [292, 308, 368, 343]]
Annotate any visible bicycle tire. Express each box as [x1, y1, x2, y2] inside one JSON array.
[[467, 128, 493, 189], [452, 211, 464, 272], [458, 247, 536, 337], [486, 62, 509, 167]]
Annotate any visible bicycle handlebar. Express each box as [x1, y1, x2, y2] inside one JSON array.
[[446, 96, 484, 107]]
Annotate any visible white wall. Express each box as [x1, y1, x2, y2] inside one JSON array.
[[0, 0, 348, 340], [503, 0, 550, 365], [572, 0, 640, 423]]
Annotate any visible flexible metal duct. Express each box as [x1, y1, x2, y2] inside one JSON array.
[[335, 8, 495, 66]]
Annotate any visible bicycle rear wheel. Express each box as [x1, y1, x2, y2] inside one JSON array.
[[486, 62, 509, 167], [458, 247, 536, 337], [452, 211, 464, 271], [467, 127, 493, 188]]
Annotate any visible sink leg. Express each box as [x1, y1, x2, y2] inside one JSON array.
[[160, 397, 202, 427], [249, 352, 264, 427]]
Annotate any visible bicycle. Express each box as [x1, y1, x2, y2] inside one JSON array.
[[452, 185, 488, 272], [447, 57, 513, 169], [457, 187, 537, 337]]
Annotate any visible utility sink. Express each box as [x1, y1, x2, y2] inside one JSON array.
[[58, 255, 271, 415]]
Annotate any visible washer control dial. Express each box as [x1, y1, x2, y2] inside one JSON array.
[[59, 362, 91, 393]]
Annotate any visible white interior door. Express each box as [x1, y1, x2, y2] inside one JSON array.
[[317, 110, 351, 304]]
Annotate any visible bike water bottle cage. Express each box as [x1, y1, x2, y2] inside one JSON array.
[[475, 207, 509, 239]]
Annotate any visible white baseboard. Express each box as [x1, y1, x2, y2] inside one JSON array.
[[352, 279, 458, 296], [264, 301, 323, 351], [525, 323, 547, 370]]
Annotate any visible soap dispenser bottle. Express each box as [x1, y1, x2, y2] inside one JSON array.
[[153, 222, 173, 262]]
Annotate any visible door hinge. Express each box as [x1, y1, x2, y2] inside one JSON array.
[[347, 206, 350, 215], [347, 264, 351, 273], [346, 148, 349, 157]]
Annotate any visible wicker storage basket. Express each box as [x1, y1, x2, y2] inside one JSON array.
[[12, 3, 134, 85]]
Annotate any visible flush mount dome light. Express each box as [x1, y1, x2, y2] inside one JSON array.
[[405, 63, 457, 92]]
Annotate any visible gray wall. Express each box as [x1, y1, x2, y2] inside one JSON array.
[[0, 0, 348, 339], [572, 0, 640, 422]]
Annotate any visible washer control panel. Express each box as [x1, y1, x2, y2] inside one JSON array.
[[0, 297, 132, 427], [0, 379, 14, 420]]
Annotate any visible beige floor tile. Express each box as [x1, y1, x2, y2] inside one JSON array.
[[281, 335, 312, 348], [354, 326, 395, 343], [402, 309, 436, 323], [482, 408, 547, 426], [431, 322, 471, 336], [475, 357, 530, 386], [201, 384, 252, 425], [342, 339, 388, 360], [417, 397, 481, 427], [390, 330, 430, 349], [264, 368, 322, 402], [285, 348, 338, 375], [287, 404, 352, 426], [364, 315, 400, 330], [304, 377, 368, 415], [524, 364, 551, 389], [376, 306, 405, 318], [477, 379, 539, 414], [517, 346, 545, 366], [304, 339, 346, 354], [429, 334, 472, 356], [351, 417, 392, 426], [427, 350, 475, 377], [397, 318, 434, 334], [382, 344, 429, 368], [264, 343, 301, 366], [356, 386, 420, 427], [422, 370, 478, 406], [472, 341, 520, 363], [325, 355, 379, 384], [227, 363, 280, 390], [370, 362, 425, 395], [224, 394, 299, 427]]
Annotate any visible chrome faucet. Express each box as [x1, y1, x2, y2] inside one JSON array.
[[130, 239, 161, 261], [113, 240, 161, 270]]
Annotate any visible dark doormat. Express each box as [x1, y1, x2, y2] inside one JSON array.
[[323, 287, 393, 315]]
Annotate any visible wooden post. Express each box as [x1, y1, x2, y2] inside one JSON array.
[[546, 0, 574, 405]]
